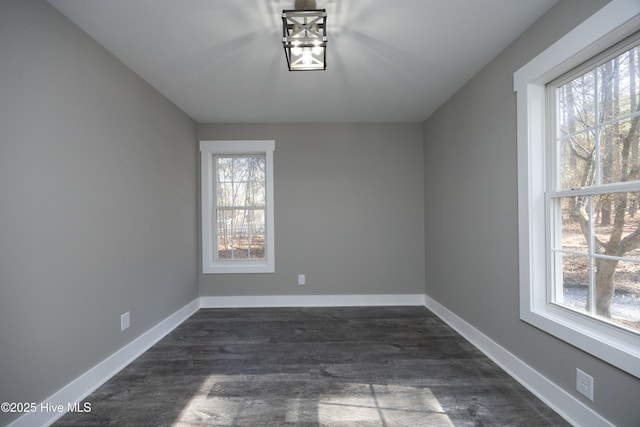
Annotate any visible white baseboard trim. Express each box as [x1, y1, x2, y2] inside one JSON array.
[[200, 293, 426, 308], [8, 298, 200, 427], [424, 295, 612, 427]]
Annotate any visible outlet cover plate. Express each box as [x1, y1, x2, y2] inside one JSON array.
[[121, 311, 130, 331], [576, 368, 594, 401]]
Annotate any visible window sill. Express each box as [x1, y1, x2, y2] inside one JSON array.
[[203, 262, 275, 274], [522, 303, 640, 378]]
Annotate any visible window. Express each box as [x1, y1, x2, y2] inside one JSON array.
[[514, 0, 640, 378], [548, 35, 640, 333], [200, 140, 275, 274]]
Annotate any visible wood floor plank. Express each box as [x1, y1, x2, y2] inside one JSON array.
[[54, 307, 569, 426]]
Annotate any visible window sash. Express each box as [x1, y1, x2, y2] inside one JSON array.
[[546, 190, 640, 334], [215, 155, 266, 208], [214, 207, 266, 261], [548, 32, 640, 192]]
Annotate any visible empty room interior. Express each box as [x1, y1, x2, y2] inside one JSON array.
[[2, 0, 640, 426]]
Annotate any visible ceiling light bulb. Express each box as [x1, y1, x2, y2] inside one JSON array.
[[292, 41, 302, 56], [301, 48, 313, 65]]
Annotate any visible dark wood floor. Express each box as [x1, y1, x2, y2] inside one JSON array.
[[54, 307, 569, 426]]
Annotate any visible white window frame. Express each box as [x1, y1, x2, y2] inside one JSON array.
[[514, 0, 640, 378], [200, 140, 275, 274]]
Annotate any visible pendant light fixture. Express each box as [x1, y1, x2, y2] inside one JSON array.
[[282, 0, 327, 71]]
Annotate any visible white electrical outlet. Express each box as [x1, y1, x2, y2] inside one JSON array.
[[298, 274, 306, 285], [576, 368, 594, 401], [121, 311, 130, 331]]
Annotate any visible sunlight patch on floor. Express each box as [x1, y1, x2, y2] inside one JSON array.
[[287, 383, 454, 426], [172, 375, 228, 425], [172, 377, 454, 426]]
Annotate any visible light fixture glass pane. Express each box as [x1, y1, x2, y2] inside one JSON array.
[[290, 46, 325, 70]]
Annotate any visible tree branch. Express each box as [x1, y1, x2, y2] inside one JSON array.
[[621, 227, 640, 253], [569, 135, 594, 160]]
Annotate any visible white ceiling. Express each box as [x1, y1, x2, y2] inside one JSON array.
[[48, 0, 558, 123]]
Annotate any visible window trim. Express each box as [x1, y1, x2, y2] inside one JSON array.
[[200, 140, 275, 274], [514, 0, 640, 378]]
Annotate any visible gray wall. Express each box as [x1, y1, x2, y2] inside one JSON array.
[[0, 1, 198, 425], [198, 123, 425, 297], [423, 0, 640, 425], [3, 0, 636, 425]]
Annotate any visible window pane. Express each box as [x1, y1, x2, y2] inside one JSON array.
[[600, 118, 640, 185], [249, 157, 266, 183], [216, 156, 266, 207], [597, 46, 640, 121], [216, 208, 265, 260], [618, 45, 640, 119], [557, 196, 591, 314], [250, 180, 266, 207], [559, 254, 640, 334], [216, 157, 236, 207], [592, 192, 640, 262], [557, 41, 640, 189], [561, 196, 589, 254], [607, 260, 640, 332], [247, 209, 265, 259], [558, 69, 597, 137], [216, 209, 233, 259], [559, 133, 595, 189], [555, 192, 640, 332], [561, 252, 589, 315], [216, 157, 233, 182]]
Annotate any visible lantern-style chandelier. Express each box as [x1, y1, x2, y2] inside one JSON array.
[[282, 0, 327, 71]]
